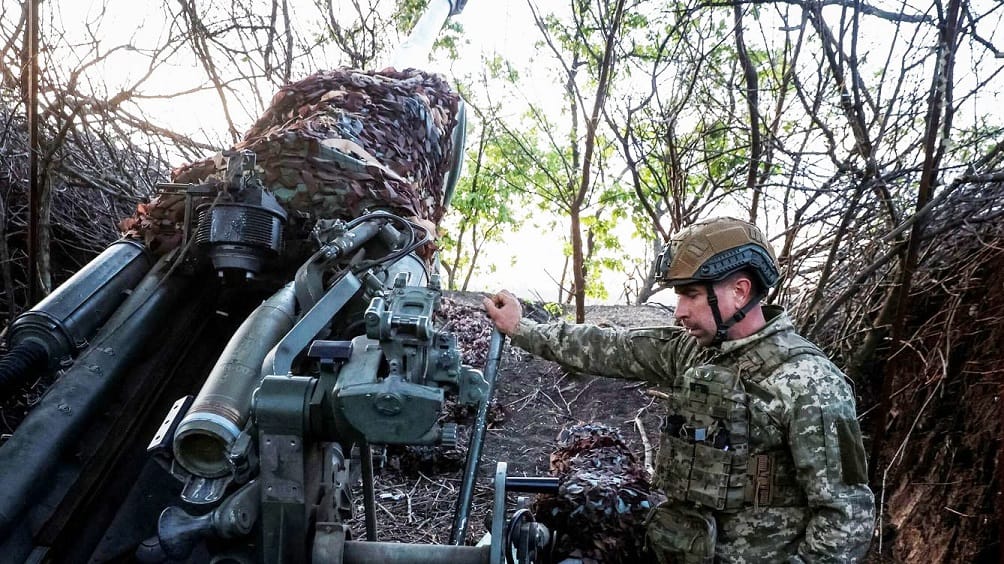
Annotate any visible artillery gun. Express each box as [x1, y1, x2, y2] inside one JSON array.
[[0, 1, 557, 562]]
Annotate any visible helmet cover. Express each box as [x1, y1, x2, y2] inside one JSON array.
[[657, 218, 779, 290]]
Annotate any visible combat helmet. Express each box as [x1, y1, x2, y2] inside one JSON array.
[[656, 218, 779, 343]]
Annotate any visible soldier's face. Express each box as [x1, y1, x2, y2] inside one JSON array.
[[673, 283, 718, 346]]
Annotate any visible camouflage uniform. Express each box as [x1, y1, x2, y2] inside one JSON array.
[[511, 305, 875, 563]]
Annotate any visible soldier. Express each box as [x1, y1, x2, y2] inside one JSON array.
[[483, 217, 875, 563]]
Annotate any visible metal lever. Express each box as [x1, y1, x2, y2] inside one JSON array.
[[450, 329, 506, 544]]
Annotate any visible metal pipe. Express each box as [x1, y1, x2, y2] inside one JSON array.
[[361, 442, 377, 541], [0, 255, 191, 540], [172, 283, 296, 478], [450, 329, 505, 545], [387, 0, 453, 70], [343, 541, 489, 564], [504, 476, 560, 495]]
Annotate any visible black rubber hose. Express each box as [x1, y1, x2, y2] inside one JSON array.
[[0, 341, 48, 397]]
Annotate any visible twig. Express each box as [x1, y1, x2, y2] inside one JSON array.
[[375, 500, 395, 519], [943, 506, 974, 518], [506, 389, 538, 411], [569, 378, 596, 407], [634, 407, 655, 477], [645, 389, 670, 400], [538, 390, 566, 414], [553, 384, 572, 415]]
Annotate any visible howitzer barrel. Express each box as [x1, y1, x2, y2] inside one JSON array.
[[0, 254, 190, 541], [387, 0, 468, 70], [173, 283, 297, 478], [0, 239, 151, 395]]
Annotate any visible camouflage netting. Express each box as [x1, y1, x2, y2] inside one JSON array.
[[120, 68, 460, 255], [533, 423, 652, 564]]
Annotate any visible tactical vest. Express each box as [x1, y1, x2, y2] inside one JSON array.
[[653, 334, 823, 513]]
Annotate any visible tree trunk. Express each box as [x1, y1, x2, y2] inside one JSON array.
[[460, 224, 483, 292], [732, 2, 762, 223], [869, 0, 963, 484], [445, 220, 468, 290], [571, 208, 585, 323], [634, 238, 663, 305], [37, 165, 52, 294]]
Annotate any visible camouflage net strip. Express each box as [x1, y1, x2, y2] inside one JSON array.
[[120, 68, 459, 254], [534, 422, 653, 564]]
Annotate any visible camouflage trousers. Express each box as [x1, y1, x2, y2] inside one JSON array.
[[645, 501, 823, 563], [644, 502, 717, 564]]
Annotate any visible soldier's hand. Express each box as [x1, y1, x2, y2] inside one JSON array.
[[482, 290, 522, 336]]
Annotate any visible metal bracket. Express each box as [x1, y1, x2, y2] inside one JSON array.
[[312, 523, 349, 564], [490, 462, 507, 564], [147, 395, 194, 454], [267, 273, 362, 378]]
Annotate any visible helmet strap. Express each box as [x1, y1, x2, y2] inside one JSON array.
[[705, 282, 764, 345]]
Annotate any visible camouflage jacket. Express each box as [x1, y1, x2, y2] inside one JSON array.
[[511, 306, 875, 563]]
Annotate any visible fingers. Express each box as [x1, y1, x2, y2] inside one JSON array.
[[482, 290, 522, 335], [482, 290, 512, 311], [493, 290, 515, 307]]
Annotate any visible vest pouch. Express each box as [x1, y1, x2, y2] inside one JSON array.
[[687, 442, 749, 511], [654, 433, 697, 501], [657, 364, 751, 512], [644, 502, 717, 564]]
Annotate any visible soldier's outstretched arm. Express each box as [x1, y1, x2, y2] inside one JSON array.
[[785, 357, 876, 563], [483, 290, 697, 385]]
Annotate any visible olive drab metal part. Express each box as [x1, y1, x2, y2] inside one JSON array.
[[656, 218, 780, 290], [653, 336, 823, 514]]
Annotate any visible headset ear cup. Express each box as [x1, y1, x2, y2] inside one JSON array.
[[656, 243, 673, 284]]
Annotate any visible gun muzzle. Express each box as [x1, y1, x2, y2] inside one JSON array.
[[173, 283, 296, 478]]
